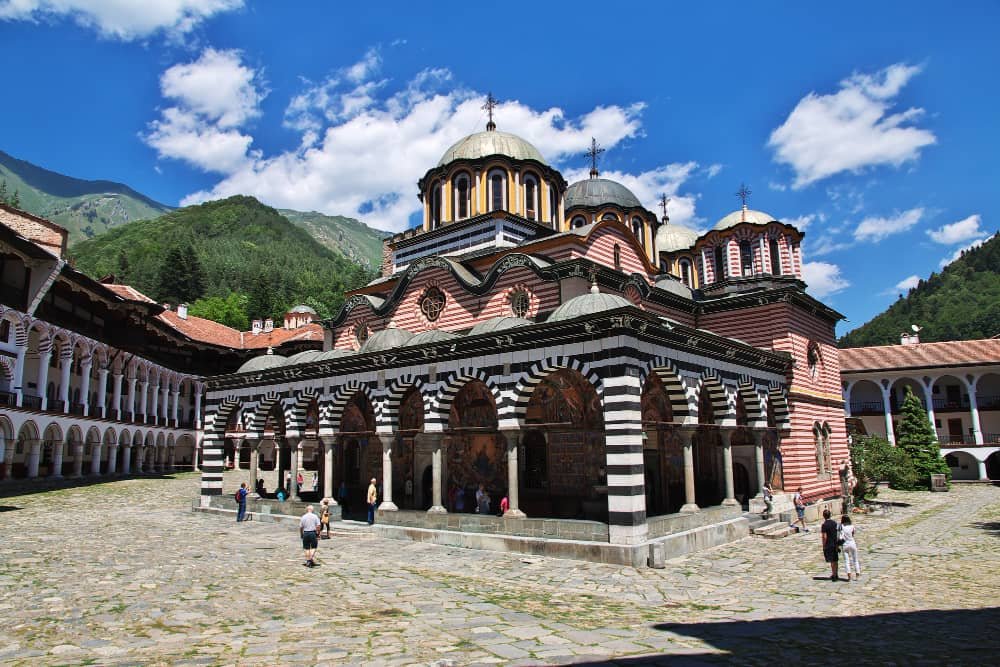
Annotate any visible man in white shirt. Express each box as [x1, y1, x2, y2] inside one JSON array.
[[299, 505, 321, 567]]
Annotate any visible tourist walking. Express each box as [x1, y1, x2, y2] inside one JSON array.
[[235, 482, 249, 522], [840, 515, 861, 581], [761, 483, 774, 520], [299, 505, 321, 567], [792, 487, 810, 532], [311, 471, 319, 493], [319, 498, 331, 539], [366, 477, 378, 525], [820, 509, 840, 581]]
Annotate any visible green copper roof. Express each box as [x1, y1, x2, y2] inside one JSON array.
[[438, 130, 547, 167], [546, 285, 632, 323], [565, 178, 643, 210]]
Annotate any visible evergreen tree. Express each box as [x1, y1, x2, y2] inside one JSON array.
[[10, 189, 19, 208], [155, 243, 206, 304], [896, 386, 950, 488], [0, 180, 7, 204], [117, 249, 130, 281]]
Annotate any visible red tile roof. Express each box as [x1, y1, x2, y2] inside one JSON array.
[[105, 283, 157, 303], [158, 309, 242, 348], [840, 339, 1000, 372], [241, 322, 324, 349]]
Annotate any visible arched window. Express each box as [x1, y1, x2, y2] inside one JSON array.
[[523, 174, 537, 221], [632, 217, 644, 247], [614, 243, 622, 269], [489, 170, 506, 212], [769, 238, 781, 275], [453, 174, 470, 220], [660, 259, 668, 273], [430, 181, 442, 227], [602, 212, 619, 222], [739, 240, 754, 276], [679, 258, 692, 287], [571, 215, 587, 228], [813, 423, 825, 475], [549, 185, 558, 225], [714, 244, 727, 280]]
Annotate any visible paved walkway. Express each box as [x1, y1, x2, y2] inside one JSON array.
[[0, 473, 997, 665]]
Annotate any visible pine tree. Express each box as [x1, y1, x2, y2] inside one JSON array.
[[155, 243, 206, 304], [10, 189, 19, 208], [896, 386, 950, 488], [117, 249, 130, 281], [0, 180, 7, 204]]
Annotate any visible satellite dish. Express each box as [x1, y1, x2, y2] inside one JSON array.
[[911, 324, 922, 332]]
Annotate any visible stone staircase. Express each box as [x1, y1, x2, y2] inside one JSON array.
[[744, 513, 797, 539], [326, 520, 375, 539]]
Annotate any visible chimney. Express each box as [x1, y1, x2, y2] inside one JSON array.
[[177, 303, 188, 320], [900, 332, 920, 346], [162, 303, 172, 311], [263, 318, 274, 333], [252, 319, 262, 335]]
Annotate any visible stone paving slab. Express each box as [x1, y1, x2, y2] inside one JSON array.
[[0, 472, 998, 664]]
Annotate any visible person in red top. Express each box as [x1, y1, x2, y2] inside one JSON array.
[[499, 495, 509, 516]]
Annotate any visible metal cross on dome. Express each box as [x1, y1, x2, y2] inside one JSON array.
[[586, 137, 605, 178], [735, 183, 752, 208], [658, 194, 670, 220], [483, 92, 499, 130]]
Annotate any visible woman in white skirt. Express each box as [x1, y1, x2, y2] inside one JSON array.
[[840, 514, 862, 581]]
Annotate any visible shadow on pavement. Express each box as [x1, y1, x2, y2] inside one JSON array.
[[971, 520, 1000, 537], [0, 473, 191, 499], [0, 505, 22, 512], [570, 608, 1000, 665]]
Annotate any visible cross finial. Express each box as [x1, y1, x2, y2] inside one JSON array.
[[482, 92, 498, 131], [658, 194, 670, 223], [735, 183, 752, 208], [586, 137, 605, 178]]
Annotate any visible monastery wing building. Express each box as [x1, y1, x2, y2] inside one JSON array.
[[202, 120, 848, 565]]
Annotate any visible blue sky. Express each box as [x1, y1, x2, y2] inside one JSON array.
[[2, 1, 998, 337]]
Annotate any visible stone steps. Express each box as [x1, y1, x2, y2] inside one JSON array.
[[743, 514, 796, 539]]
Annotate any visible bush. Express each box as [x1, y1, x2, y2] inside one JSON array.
[[850, 435, 918, 497]]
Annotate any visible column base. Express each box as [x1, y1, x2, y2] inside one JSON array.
[[379, 501, 399, 512], [503, 508, 526, 519], [427, 505, 447, 514], [722, 498, 739, 506], [680, 503, 700, 513]]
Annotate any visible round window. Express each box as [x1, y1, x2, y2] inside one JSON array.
[[510, 289, 531, 318], [354, 322, 369, 345], [420, 287, 446, 322]]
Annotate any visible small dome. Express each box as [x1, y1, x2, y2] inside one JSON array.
[[468, 317, 532, 336], [408, 329, 460, 346], [547, 284, 632, 323], [654, 276, 694, 299], [316, 349, 354, 361], [565, 178, 643, 210], [359, 327, 414, 353], [237, 354, 288, 374], [655, 222, 699, 253], [714, 207, 778, 231], [285, 350, 323, 365], [438, 130, 547, 167], [288, 304, 318, 315]]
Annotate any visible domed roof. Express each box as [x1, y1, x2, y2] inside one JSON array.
[[438, 130, 547, 167], [546, 285, 632, 323], [288, 304, 317, 315], [565, 178, 643, 210], [316, 349, 354, 361], [468, 316, 532, 336], [654, 276, 694, 299], [237, 354, 288, 374], [359, 327, 414, 353], [408, 329, 460, 346], [714, 207, 778, 231], [655, 222, 699, 253], [285, 350, 323, 365]]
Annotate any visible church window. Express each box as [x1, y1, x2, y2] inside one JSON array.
[[549, 185, 558, 224], [489, 170, 506, 211], [660, 259, 668, 273], [571, 215, 587, 228], [509, 289, 531, 318], [714, 245, 727, 280], [419, 287, 446, 322], [354, 322, 369, 346], [813, 423, 825, 475], [454, 174, 470, 219], [739, 240, 754, 276], [602, 212, 619, 222], [524, 175, 537, 221], [614, 243, 621, 269], [769, 238, 781, 275], [632, 217, 644, 246], [679, 258, 692, 287], [430, 181, 442, 227]]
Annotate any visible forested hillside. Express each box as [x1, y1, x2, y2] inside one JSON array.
[[70, 196, 374, 329], [839, 232, 1000, 347], [280, 209, 389, 271]]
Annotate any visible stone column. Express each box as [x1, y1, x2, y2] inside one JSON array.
[[966, 376, 984, 445], [90, 442, 102, 475], [72, 442, 84, 478], [37, 350, 52, 410], [121, 445, 131, 475], [843, 381, 854, 417], [880, 383, 895, 444], [603, 367, 650, 545], [150, 384, 160, 423], [418, 433, 446, 514], [248, 439, 260, 495], [12, 344, 26, 407], [168, 447, 175, 472], [97, 368, 110, 418], [161, 384, 170, 424], [27, 441, 41, 478], [110, 372, 122, 418], [125, 377, 136, 419], [752, 429, 766, 496], [922, 381, 937, 436], [721, 431, 738, 506], [51, 440, 64, 478], [679, 428, 699, 513], [978, 458, 989, 481], [58, 353, 72, 413], [136, 446, 145, 474], [288, 437, 301, 501], [502, 429, 524, 517], [321, 437, 335, 502], [107, 443, 118, 475], [194, 386, 203, 429], [79, 360, 93, 416], [171, 391, 180, 425], [380, 436, 398, 511]]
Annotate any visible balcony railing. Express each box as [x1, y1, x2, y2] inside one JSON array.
[[70, 402, 86, 416], [850, 400, 884, 414], [979, 394, 1000, 410], [22, 394, 42, 410], [932, 397, 968, 411], [48, 399, 65, 413], [0, 391, 15, 406], [939, 432, 1000, 447]]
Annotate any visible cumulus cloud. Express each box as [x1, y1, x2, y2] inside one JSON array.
[[144, 48, 264, 174], [784, 213, 821, 230], [802, 261, 850, 298], [927, 214, 986, 245], [853, 207, 923, 242], [940, 237, 988, 267], [158, 50, 702, 232], [768, 63, 936, 188], [0, 0, 242, 40], [895, 275, 920, 291]]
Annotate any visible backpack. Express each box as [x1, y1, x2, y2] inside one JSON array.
[[235, 489, 243, 502]]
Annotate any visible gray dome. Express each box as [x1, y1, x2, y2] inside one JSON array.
[[285, 350, 323, 365], [547, 285, 632, 323], [714, 207, 778, 231], [316, 349, 354, 361], [655, 222, 699, 253], [468, 317, 532, 335], [407, 329, 460, 346], [359, 327, 414, 353], [438, 130, 547, 167], [237, 354, 288, 374], [654, 276, 694, 299], [288, 304, 317, 315], [565, 178, 643, 210]]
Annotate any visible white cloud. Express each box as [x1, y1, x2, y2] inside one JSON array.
[[895, 275, 920, 291], [0, 0, 242, 40], [853, 207, 923, 242], [785, 213, 817, 230], [940, 237, 988, 267], [802, 261, 850, 298], [768, 63, 936, 188], [144, 48, 264, 174], [927, 214, 986, 245], [705, 164, 723, 179], [160, 52, 702, 233]]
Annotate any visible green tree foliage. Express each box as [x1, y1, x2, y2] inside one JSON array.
[[189, 293, 250, 331], [0, 179, 20, 208], [156, 243, 206, 305], [69, 195, 373, 325], [850, 435, 917, 496], [840, 232, 1000, 347], [896, 386, 951, 488]]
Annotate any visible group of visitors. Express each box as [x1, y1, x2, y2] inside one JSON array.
[[820, 509, 862, 581], [448, 482, 509, 516]]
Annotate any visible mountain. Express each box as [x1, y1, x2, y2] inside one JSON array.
[[280, 209, 390, 271], [839, 232, 1000, 347], [0, 149, 172, 242], [69, 195, 375, 323]]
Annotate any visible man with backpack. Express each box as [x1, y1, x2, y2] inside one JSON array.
[[235, 482, 249, 523]]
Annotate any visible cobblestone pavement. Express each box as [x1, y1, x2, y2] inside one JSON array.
[[1, 473, 998, 666]]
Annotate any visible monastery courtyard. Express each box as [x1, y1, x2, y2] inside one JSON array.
[[0, 475, 997, 666]]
